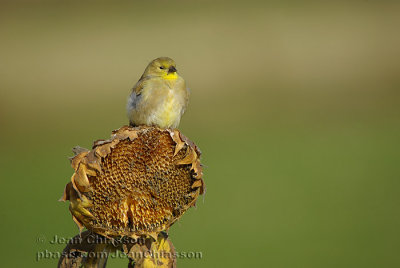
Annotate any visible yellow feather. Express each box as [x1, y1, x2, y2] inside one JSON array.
[[162, 72, 178, 80]]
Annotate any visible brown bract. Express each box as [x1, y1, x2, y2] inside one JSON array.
[[61, 126, 204, 239]]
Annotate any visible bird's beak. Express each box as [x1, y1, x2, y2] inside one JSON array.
[[168, 66, 177, 74]]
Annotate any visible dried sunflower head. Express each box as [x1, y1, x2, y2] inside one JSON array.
[[61, 126, 204, 239]]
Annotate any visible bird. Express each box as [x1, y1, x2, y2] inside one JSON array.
[[127, 57, 189, 129]]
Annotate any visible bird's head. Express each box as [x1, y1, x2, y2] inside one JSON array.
[[143, 57, 178, 80]]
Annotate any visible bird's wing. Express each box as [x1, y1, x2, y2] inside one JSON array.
[[132, 76, 148, 96], [129, 76, 152, 107]]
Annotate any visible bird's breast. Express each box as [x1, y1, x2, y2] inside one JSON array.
[[157, 90, 181, 126]]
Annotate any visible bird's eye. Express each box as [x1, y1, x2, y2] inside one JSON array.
[[159, 66, 165, 70]]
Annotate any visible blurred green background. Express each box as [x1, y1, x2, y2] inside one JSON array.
[[1, 0, 399, 267]]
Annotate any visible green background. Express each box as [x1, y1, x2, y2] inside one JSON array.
[[1, 0, 399, 267]]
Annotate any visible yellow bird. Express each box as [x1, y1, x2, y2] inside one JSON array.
[[127, 57, 189, 129]]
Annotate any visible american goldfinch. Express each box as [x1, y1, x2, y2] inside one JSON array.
[[127, 57, 189, 129]]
